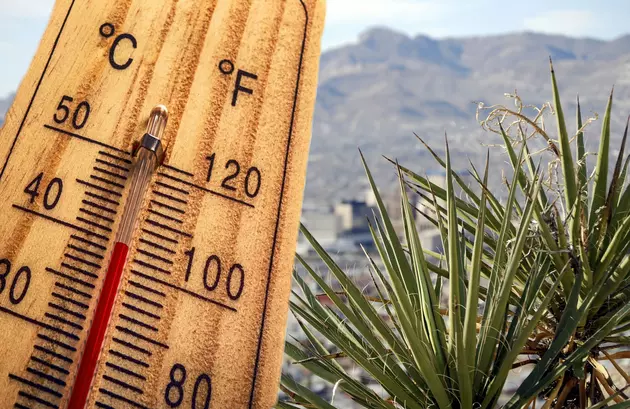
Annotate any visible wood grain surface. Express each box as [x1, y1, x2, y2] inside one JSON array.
[[0, 0, 325, 407]]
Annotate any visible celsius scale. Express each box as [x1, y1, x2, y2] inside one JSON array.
[[0, 0, 325, 407]]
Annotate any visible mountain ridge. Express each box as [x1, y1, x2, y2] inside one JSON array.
[[309, 28, 630, 202]]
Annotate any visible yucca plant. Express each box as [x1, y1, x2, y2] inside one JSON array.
[[278, 63, 630, 409], [397, 63, 630, 407], [277, 141, 574, 408]]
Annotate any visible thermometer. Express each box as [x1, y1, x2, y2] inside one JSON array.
[[0, 0, 325, 407]]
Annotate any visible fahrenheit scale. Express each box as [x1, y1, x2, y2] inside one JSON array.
[[0, 1, 325, 408]]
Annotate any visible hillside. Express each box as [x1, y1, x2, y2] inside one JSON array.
[[3, 29, 630, 203], [309, 29, 630, 203]]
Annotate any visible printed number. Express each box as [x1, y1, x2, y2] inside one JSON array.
[[244, 167, 261, 198], [9, 267, 31, 305], [0, 259, 31, 305], [24, 173, 63, 210], [192, 374, 212, 409], [221, 160, 240, 191], [184, 248, 244, 301], [205, 154, 215, 182], [165, 364, 186, 407], [205, 154, 262, 198], [0, 259, 9, 294], [164, 363, 212, 409], [53, 95, 91, 129], [203, 255, 221, 292], [226, 264, 244, 301]]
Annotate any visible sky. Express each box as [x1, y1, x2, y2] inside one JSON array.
[[1, 0, 629, 97]]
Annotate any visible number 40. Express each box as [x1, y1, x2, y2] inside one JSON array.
[[24, 172, 63, 210]]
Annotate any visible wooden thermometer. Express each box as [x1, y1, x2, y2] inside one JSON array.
[[0, 0, 325, 408]]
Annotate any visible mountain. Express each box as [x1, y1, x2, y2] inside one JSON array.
[[3, 30, 630, 202], [307, 29, 630, 203]]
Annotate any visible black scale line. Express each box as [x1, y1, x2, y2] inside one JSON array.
[[147, 208, 183, 224], [30, 357, 69, 375], [95, 158, 130, 173], [13, 403, 31, 409], [109, 349, 150, 368], [33, 346, 73, 364], [76, 217, 112, 232], [124, 291, 164, 308], [152, 190, 188, 205], [98, 150, 132, 163], [37, 333, 77, 352], [25, 367, 66, 387], [135, 249, 173, 265], [64, 253, 101, 269], [0, 0, 76, 182], [77, 179, 122, 197], [78, 208, 115, 224], [115, 326, 169, 349], [145, 219, 192, 238], [67, 242, 105, 259], [9, 374, 62, 398], [14, 150, 122, 408], [121, 303, 161, 320], [95, 402, 115, 409], [150, 199, 185, 214], [132, 259, 171, 275], [155, 181, 190, 195], [85, 191, 120, 206], [46, 267, 95, 289], [44, 313, 83, 330], [60, 263, 98, 279], [17, 391, 58, 409], [98, 388, 150, 409], [71, 234, 108, 250], [128, 279, 167, 297], [111, 337, 152, 356], [82, 200, 118, 215], [102, 375, 143, 394], [3, 78, 135, 403], [105, 362, 146, 380], [141, 228, 178, 244], [56, 279, 94, 299], [94, 166, 128, 181], [118, 314, 159, 332], [138, 238, 176, 254], [51, 292, 89, 310], [90, 174, 125, 190], [162, 164, 194, 177], [47, 302, 86, 320], [248, 3, 309, 406]]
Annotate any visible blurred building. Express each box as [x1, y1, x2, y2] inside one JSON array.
[[334, 200, 374, 231], [298, 204, 342, 255]]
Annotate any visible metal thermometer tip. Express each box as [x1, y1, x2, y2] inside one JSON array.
[[139, 105, 168, 165], [118, 105, 169, 244], [147, 104, 169, 136]]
